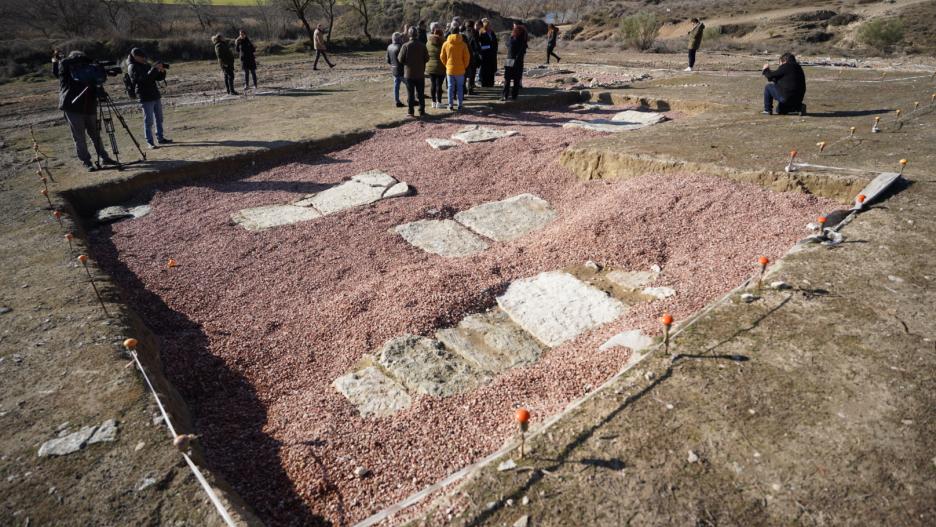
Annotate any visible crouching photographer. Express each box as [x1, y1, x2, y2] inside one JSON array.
[[52, 50, 117, 172], [127, 48, 172, 149]]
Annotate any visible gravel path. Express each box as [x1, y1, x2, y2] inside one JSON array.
[[89, 107, 834, 526]]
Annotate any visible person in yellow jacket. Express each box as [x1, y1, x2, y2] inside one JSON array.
[[439, 25, 470, 111]]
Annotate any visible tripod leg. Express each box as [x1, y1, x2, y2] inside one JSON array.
[[103, 93, 146, 162]]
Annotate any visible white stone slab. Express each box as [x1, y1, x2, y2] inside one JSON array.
[[451, 125, 518, 144], [378, 335, 480, 397], [96, 206, 133, 222], [606, 270, 657, 290], [598, 330, 654, 352], [436, 309, 543, 372], [642, 286, 676, 299], [454, 194, 556, 242], [395, 219, 489, 257], [610, 110, 667, 125], [497, 271, 626, 347], [563, 119, 647, 133], [383, 182, 411, 199], [308, 179, 391, 215], [352, 169, 397, 187], [231, 205, 322, 231], [333, 366, 412, 418], [427, 138, 459, 150]]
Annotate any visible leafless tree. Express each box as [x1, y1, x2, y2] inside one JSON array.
[[23, 0, 102, 37], [179, 0, 214, 32], [312, 0, 337, 42], [97, 0, 131, 34], [342, 0, 373, 40], [276, 0, 317, 44]]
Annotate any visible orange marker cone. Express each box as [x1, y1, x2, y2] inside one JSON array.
[[77, 254, 109, 317], [757, 256, 769, 290], [123, 338, 138, 351], [52, 209, 62, 226], [872, 116, 881, 133], [167, 258, 178, 269], [660, 313, 674, 353], [899, 159, 908, 175], [516, 408, 530, 459], [856, 194, 866, 207], [786, 149, 798, 172], [65, 232, 74, 251], [895, 108, 902, 120], [914, 101, 920, 111], [817, 216, 827, 231]]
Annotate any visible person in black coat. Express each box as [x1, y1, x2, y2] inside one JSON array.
[[502, 24, 528, 101], [127, 48, 171, 148], [235, 30, 258, 91], [762, 52, 806, 115], [462, 21, 481, 95], [52, 50, 117, 171], [478, 18, 498, 87]]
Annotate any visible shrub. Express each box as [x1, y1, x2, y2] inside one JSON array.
[[618, 12, 661, 51], [857, 18, 904, 53]]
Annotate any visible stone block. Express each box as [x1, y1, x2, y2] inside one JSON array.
[[454, 194, 556, 242], [436, 309, 543, 372], [426, 138, 459, 150], [394, 219, 489, 257], [333, 366, 412, 418], [378, 335, 480, 397], [451, 125, 518, 144], [497, 271, 625, 347], [231, 205, 322, 231]]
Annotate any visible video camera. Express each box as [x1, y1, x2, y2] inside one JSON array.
[[65, 55, 122, 86]]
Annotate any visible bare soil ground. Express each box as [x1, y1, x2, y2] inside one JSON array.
[[1, 43, 934, 527]]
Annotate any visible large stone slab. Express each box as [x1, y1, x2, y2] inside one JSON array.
[[38, 425, 98, 457], [333, 366, 412, 418], [307, 171, 398, 215], [394, 219, 489, 257], [231, 205, 322, 231], [606, 270, 657, 290], [427, 138, 459, 150], [436, 309, 543, 372], [497, 271, 626, 347], [451, 125, 518, 144], [454, 194, 556, 242], [563, 111, 665, 133], [377, 335, 480, 397]]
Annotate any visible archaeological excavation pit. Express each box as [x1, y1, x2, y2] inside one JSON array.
[[80, 105, 837, 525]]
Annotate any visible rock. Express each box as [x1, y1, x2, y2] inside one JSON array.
[[87, 419, 118, 444], [497, 459, 517, 471], [394, 219, 489, 257], [378, 335, 480, 397], [354, 466, 371, 478], [642, 286, 676, 300], [521, 495, 529, 506], [584, 260, 601, 272], [383, 182, 411, 199], [95, 206, 133, 223], [771, 281, 791, 290], [436, 310, 543, 372], [564, 111, 666, 133], [687, 450, 699, 463], [451, 125, 518, 144], [599, 330, 654, 352], [426, 138, 459, 150], [333, 366, 412, 418], [611, 110, 667, 125], [231, 205, 322, 231], [497, 271, 626, 347], [454, 194, 556, 242], [38, 425, 97, 457], [135, 441, 145, 451], [0, 307, 12, 315], [137, 476, 157, 491], [606, 270, 657, 290], [741, 293, 759, 303], [513, 515, 530, 527], [127, 205, 152, 219], [352, 169, 397, 187]]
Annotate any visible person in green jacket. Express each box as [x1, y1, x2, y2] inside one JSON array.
[[425, 23, 446, 109], [212, 34, 238, 95], [686, 18, 704, 72]]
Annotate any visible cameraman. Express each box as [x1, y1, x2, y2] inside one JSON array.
[[52, 50, 117, 171], [127, 48, 171, 149]]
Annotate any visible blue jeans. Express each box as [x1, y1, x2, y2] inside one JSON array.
[[764, 84, 785, 113], [393, 76, 403, 104], [141, 100, 165, 144], [447, 74, 465, 108]]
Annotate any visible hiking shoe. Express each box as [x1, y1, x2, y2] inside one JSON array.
[[684, 66, 693, 72], [395, 102, 405, 108], [157, 138, 172, 145], [147, 142, 158, 150], [761, 110, 772, 115], [100, 156, 118, 166], [82, 160, 96, 172], [448, 105, 454, 111]]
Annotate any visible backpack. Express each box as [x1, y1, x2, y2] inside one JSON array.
[[123, 70, 136, 99]]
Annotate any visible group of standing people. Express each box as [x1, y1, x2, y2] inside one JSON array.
[[387, 17, 534, 115], [213, 30, 258, 95]]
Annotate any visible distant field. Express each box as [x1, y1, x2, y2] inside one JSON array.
[[162, 0, 257, 6]]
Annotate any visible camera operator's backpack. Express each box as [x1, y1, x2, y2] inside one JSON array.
[[123, 71, 136, 99]]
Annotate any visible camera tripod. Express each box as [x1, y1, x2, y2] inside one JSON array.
[[96, 87, 146, 168]]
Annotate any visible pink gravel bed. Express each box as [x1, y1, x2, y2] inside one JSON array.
[[89, 107, 834, 526]]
